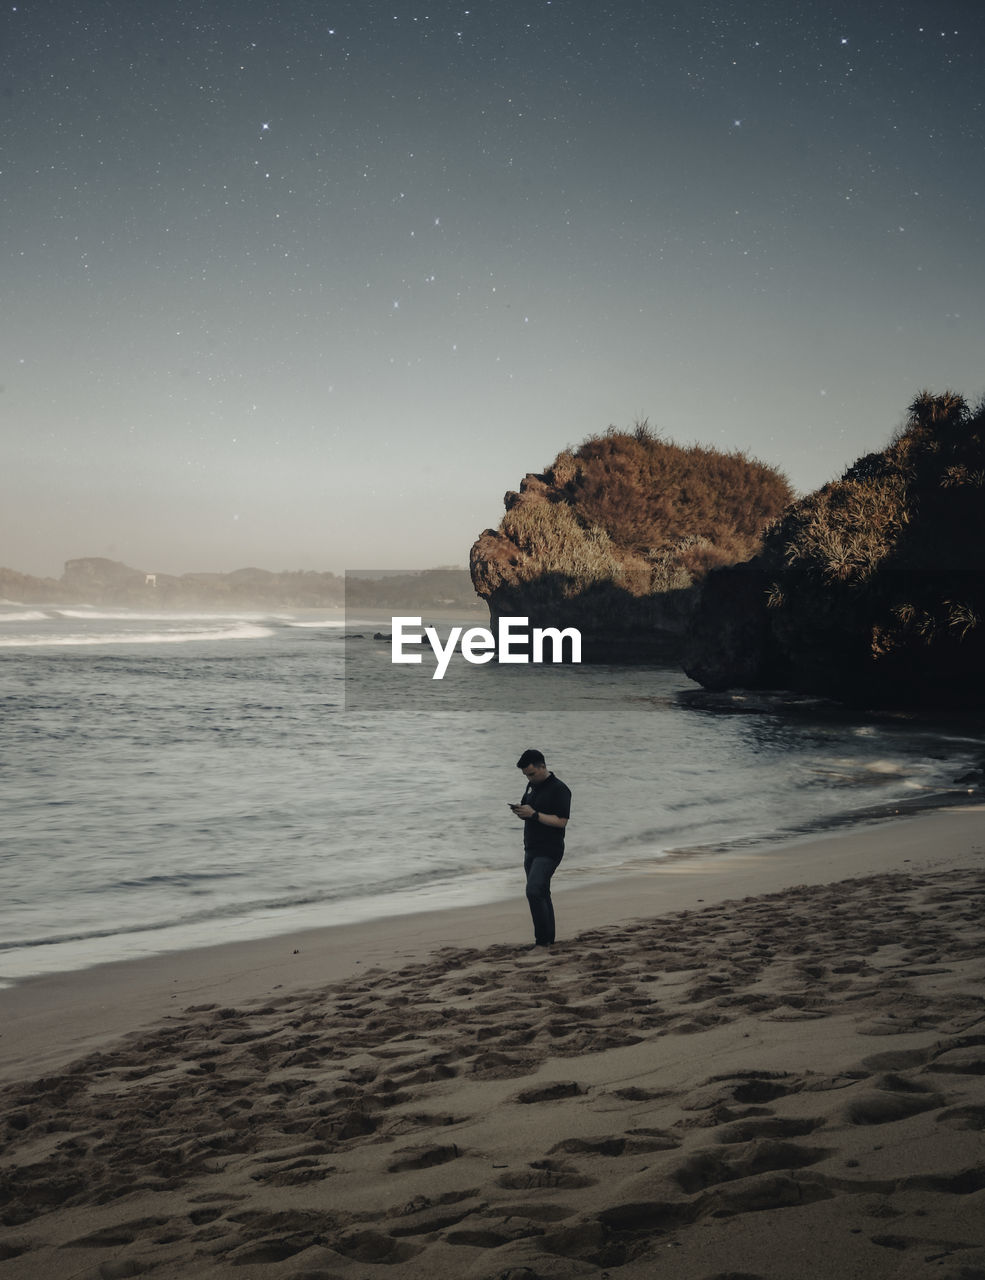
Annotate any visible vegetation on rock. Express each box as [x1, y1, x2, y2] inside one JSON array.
[[684, 391, 985, 707], [470, 423, 793, 659]]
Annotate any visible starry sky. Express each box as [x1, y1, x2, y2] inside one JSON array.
[[2, 0, 983, 579]]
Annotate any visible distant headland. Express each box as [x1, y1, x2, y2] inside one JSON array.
[[470, 419, 792, 662], [0, 559, 483, 613]]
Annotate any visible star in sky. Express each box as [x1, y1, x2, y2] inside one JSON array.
[[0, 0, 982, 576]]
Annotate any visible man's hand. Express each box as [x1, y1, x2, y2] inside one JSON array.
[[515, 804, 536, 819]]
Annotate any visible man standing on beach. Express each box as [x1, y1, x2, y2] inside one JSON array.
[[511, 749, 571, 948]]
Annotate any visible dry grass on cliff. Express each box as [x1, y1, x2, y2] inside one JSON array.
[[494, 423, 794, 597], [752, 389, 985, 702], [766, 390, 985, 591], [501, 503, 652, 594], [558, 423, 793, 561]]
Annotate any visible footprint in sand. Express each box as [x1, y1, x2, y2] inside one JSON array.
[[550, 1128, 680, 1156], [249, 1157, 335, 1185], [681, 1069, 803, 1114], [669, 1139, 831, 1194], [496, 1158, 596, 1190], [514, 1080, 586, 1103], [843, 1080, 945, 1126], [713, 1115, 825, 1143], [937, 1105, 985, 1130], [386, 1142, 462, 1173], [328, 1229, 425, 1264]]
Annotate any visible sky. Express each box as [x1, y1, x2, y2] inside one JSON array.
[[2, 0, 983, 579]]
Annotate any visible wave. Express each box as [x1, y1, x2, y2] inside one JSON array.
[[0, 864, 486, 954], [0, 610, 49, 622], [54, 608, 275, 621], [0, 622, 275, 648], [285, 619, 347, 628]]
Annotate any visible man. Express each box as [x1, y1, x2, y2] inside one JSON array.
[[511, 748, 571, 948]]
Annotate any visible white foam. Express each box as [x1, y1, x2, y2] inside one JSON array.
[[0, 610, 49, 622], [54, 608, 262, 621], [0, 622, 275, 647]]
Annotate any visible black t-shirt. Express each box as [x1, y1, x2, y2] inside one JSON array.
[[521, 772, 571, 861]]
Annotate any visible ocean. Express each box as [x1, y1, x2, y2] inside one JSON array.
[[1, 602, 981, 986]]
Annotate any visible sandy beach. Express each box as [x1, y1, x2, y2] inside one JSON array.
[[2, 805, 984, 1279]]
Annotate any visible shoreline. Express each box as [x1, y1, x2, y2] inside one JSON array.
[[1, 802, 981, 1086], [2, 803, 984, 1279], [1, 778, 977, 992]]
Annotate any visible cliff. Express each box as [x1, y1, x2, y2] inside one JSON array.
[[470, 424, 793, 661], [683, 392, 985, 708]]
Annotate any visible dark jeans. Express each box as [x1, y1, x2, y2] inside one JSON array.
[[524, 853, 560, 945]]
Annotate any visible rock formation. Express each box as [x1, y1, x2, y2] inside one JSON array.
[[683, 391, 985, 708], [471, 425, 793, 661]]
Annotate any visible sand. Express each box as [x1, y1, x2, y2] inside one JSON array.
[[1, 805, 984, 1279]]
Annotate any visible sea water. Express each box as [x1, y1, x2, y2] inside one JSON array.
[[1, 603, 981, 984]]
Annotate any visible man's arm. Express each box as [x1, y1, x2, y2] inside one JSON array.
[[515, 778, 571, 826], [515, 806, 567, 827]]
